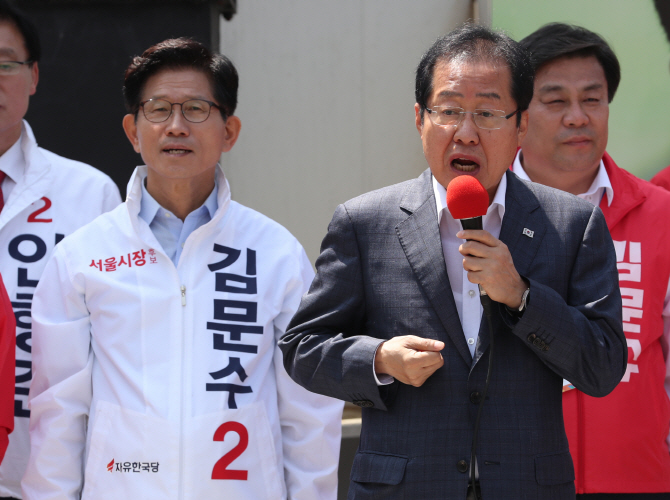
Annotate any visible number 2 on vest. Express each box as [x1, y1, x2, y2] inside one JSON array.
[[27, 197, 53, 223], [211, 421, 249, 480]]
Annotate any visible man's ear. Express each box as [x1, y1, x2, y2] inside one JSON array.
[[29, 62, 38, 95], [221, 116, 241, 153], [122, 114, 141, 153], [517, 110, 529, 147], [414, 103, 424, 136]]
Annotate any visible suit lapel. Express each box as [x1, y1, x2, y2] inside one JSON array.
[[472, 171, 546, 367], [396, 170, 472, 366]]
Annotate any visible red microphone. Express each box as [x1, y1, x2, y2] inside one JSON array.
[[446, 175, 488, 231]]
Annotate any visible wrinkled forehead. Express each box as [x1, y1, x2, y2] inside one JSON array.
[[140, 67, 215, 100], [430, 55, 513, 104]]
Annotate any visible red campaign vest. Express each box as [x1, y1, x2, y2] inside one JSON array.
[[651, 165, 670, 192], [562, 152, 670, 493], [0, 273, 15, 464]]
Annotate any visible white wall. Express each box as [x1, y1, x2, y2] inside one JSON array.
[[219, 1, 472, 262]]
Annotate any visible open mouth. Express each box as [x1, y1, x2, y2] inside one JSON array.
[[451, 158, 480, 172]]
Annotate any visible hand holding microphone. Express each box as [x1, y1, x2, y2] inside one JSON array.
[[446, 176, 528, 310]]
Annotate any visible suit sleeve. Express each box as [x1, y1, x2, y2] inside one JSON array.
[[507, 204, 626, 397], [0, 273, 16, 465], [21, 246, 92, 500], [280, 204, 390, 410], [273, 243, 344, 500]]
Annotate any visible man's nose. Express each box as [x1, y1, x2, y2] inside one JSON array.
[[563, 101, 589, 128], [452, 113, 479, 145], [165, 104, 190, 134]]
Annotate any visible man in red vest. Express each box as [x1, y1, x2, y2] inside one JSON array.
[[0, 273, 14, 466], [516, 23, 670, 499]]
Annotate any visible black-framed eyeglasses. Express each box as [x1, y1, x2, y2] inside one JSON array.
[[0, 60, 34, 76], [425, 106, 518, 130], [139, 98, 222, 123]]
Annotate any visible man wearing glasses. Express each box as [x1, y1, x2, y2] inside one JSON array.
[[281, 24, 625, 499], [517, 24, 670, 499], [21, 38, 342, 499], [0, 3, 121, 499]]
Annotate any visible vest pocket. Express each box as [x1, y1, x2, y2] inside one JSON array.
[[81, 401, 179, 499], [350, 451, 408, 485], [534, 450, 575, 485]]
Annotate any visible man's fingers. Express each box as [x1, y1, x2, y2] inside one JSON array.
[[420, 352, 444, 371], [457, 229, 497, 246], [406, 354, 444, 387], [459, 240, 494, 259], [462, 255, 484, 272], [411, 350, 443, 366], [404, 336, 444, 352], [374, 336, 444, 386]]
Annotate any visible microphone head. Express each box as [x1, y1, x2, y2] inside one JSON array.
[[446, 175, 489, 220]]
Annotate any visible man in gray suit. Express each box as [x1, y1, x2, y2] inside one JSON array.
[[280, 24, 626, 500]]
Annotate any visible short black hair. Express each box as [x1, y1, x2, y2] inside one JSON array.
[[123, 37, 238, 119], [415, 23, 533, 126], [520, 23, 620, 103], [0, 0, 40, 63]]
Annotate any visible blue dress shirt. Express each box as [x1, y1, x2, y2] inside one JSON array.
[[138, 179, 218, 266]]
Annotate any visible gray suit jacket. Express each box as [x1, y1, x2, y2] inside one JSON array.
[[280, 169, 625, 500]]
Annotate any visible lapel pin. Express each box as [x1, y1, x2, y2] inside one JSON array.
[[523, 228, 534, 238]]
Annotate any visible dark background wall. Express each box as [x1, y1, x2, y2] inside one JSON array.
[[20, 0, 234, 195]]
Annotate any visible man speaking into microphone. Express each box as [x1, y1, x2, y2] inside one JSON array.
[[280, 24, 626, 500]]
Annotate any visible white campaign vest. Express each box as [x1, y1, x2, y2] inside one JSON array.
[[22, 166, 343, 500], [0, 121, 121, 498]]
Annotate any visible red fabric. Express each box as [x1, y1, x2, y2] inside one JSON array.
[[651, 165, 670, 193], [0, 171, 5, 212], [562, 152, 670, 493], [0, 273, 15, 465]]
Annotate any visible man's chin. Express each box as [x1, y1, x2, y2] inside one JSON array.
[[556, 149, 603, 172]]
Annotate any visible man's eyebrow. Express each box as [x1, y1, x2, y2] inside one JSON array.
[[539, 83, 605, 93], [476, 92, 500, 99], [0, 48, 18, 59], [435, 91, 500, 99], [538, 84, 564, 93], [583, 83, 604, 92], [436, 90, 463, 98], [148, 94, 211, 101]]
